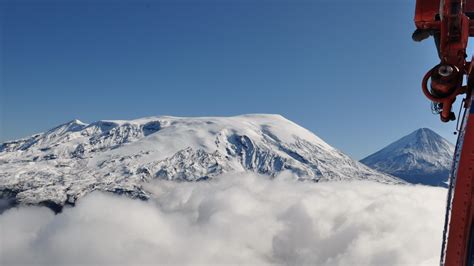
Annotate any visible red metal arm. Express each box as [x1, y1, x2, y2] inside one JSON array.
[[415, 0, 469, 122], [414, 1, 474, 265]]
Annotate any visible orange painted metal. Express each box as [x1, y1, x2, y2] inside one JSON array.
[[441, 94, 474, 265], [415, 0, 474, 33], [415, 0, 470, 122], [414, 0, 441, 29], [414, 0, 474, 265]]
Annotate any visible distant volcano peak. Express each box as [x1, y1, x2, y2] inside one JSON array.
[[361, 128, 455, 187]]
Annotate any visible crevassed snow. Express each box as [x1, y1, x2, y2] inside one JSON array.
[[0, 114, 403, 208]]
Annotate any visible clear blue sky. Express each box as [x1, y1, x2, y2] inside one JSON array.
[[0, 0, 463, 159]]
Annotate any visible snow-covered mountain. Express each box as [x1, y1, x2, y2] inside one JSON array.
[[360, 128, 455, 187], [0, 114, 402, 212]]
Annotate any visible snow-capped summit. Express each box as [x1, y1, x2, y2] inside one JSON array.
[[0, 114, 402, 211], [361, 128, 455, 186]]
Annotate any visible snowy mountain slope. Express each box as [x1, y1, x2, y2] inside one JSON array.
[[360, 128, 455, 186], [0, 114, 403, 211]]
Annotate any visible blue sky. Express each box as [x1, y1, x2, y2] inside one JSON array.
[[0, 0, 462, 159]]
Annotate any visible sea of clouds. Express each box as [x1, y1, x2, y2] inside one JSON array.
[[0, 172, 447, 266]]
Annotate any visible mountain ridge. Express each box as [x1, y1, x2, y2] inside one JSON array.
[[0, 114, 403, 212]]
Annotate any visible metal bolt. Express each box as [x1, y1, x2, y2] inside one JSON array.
[[439, 65, 454, 77]]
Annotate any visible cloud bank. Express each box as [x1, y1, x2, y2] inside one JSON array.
[[0, 173, 446, 265]]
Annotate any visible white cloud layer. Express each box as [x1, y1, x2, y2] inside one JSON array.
[[0, 173, 447, 266]]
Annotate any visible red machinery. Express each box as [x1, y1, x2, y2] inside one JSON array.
[[414, 0, 474, 265]]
